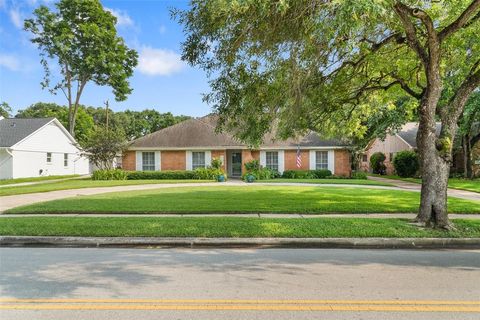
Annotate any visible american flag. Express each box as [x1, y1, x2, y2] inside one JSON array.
[[296, 147, 302, 168]]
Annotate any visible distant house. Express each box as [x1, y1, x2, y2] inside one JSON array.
[[360, 122, 479, 175], [122, 115, 352, 177], [0, 117, 90, 179]]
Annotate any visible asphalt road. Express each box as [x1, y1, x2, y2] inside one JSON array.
[[0, 248, 479, 319]]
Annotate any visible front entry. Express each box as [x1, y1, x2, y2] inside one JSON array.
[[230, 151, 242, 177]]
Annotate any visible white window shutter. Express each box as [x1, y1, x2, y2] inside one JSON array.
[[136, 151, 142, 171], [205, 151, 212, 167], [259, 151, 266, 167], [155, 151, 161, 171], [186, 151, 192, 170], [328, 150, 335, 174], [309, 150, 316, 170], [278, 150, 285, 174]]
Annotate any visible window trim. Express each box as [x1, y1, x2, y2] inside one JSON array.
[[46, 152, 52, 164], [265, 151, 279, 172], [315, 151, 329, 170], [192, 151, 206, 170], [142, 151, 156, 171]]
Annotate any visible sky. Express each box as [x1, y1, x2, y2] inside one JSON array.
[[0, 0, 212, 117]]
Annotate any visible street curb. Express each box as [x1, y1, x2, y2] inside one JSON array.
[[1, 236, 480, 249]]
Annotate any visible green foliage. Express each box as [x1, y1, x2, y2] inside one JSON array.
[[351, 171, 368, 180], [24, 0, 138, 134], [282, 169, 332, 179], [92, 169, 128, 181], [210, 157, 223, 170], [393, 151, 419, 178], [242, 159, 278, 181], [370, 152, 387, 175], [127, 170, 198, 180], [244, 159, 260, 172], [82, 126, 128, 170], [0, 102, 12, 118]]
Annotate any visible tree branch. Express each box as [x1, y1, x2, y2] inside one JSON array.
[[391, 74, 423, 99], [439, 0, 480, 41], [393, 3, 429, 66]]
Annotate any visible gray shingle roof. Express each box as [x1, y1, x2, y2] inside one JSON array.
[[397, 122, 442, 148], [130, 115, 347, 149], [0, 118, 54, 147]]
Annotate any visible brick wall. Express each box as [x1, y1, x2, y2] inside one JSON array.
[[334, 149, 351, 177], [284, 150, 309, 171], [122, 151, 136, 171], [241, 150, 260, 175], [161, 151, 186, 170], [211, 150, 226, 171]]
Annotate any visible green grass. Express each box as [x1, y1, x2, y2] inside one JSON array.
[[0, 217, 479, 238], [7, 186, 480, 214], [0, 179, 214, 196], [369, 174, 480, 193], [261, 178, 392, 186], [0, 174, 80, 186]]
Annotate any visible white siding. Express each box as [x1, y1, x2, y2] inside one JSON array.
[[0, 149, 13, 179], [10, 122, 89, 178], [259, 151, 266, 167], [205, 151, 212, 167]]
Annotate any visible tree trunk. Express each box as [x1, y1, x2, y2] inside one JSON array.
[[464, 134, 473, 179]]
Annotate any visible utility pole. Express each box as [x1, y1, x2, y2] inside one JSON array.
[[104, 100, 109, 131]]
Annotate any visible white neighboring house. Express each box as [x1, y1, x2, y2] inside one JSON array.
[[0, 117, 90, 179]]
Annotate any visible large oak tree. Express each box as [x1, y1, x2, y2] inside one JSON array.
[[24, 0, 138, 136], [176, 0, 480, 229]]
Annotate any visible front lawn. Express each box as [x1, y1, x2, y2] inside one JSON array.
[[261, 179, 392, 186], [0, 179, 214, 197], [0, 174, 80, 186], [0, 217, 479, 238], [369, 174, 480, 193], [7, 186, 480, 214]]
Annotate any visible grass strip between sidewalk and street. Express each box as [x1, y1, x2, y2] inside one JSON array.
[[6, 186, 480, 214], [0, 217, 479, 238]]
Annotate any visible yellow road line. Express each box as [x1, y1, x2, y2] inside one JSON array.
[[1, 298, 479, 305], [0, 303, 479, 312]]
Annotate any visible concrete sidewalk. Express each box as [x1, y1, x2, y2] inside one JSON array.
[[368, 176, 480, 202]]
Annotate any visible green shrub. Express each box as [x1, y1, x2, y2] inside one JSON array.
[[282, 169, 331, 179], [210, 157, 223, 170], [351, 171, 368, 180], [244, 159, 260, 172], [370, 152, 387, 175], [243, 160, 278, 180], [127, 170, 198, 180], [92, 169, 128, 180], [194, 167, 226, 180], [393, 151, 419, 177], [311, 169, 332, 179]]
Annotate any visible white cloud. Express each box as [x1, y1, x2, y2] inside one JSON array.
[[0, 54, 21, 71], [137, 47, 185, 76], [9, 8, 23, 29], [105, 7, 134, 27]]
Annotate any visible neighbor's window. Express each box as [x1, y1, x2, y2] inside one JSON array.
[[64, 153, 68, 167], [315, 151, 328, 170], [46, 152, 52, 163], [389, 153, 394, 162], [192, 152, 206, 170], [142, 152, 155, 171], [362, 154, 368, 162], [266, 151, 279, 171]]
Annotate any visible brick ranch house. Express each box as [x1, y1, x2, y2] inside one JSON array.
[[122, 115, 352, 177]]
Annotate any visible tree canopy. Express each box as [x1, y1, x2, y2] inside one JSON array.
[[24, 0, 138, 136]]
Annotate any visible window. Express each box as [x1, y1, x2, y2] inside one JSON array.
[[266, 151, 279, 172], [142, 152, 155, 171], [46, 152, 52, 163], [389, 153, 394, 162], [362, 154, 368, 162], [192, 152, 206, 170], [64, 153, 68, 167], [315, 151, 328, 170]]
